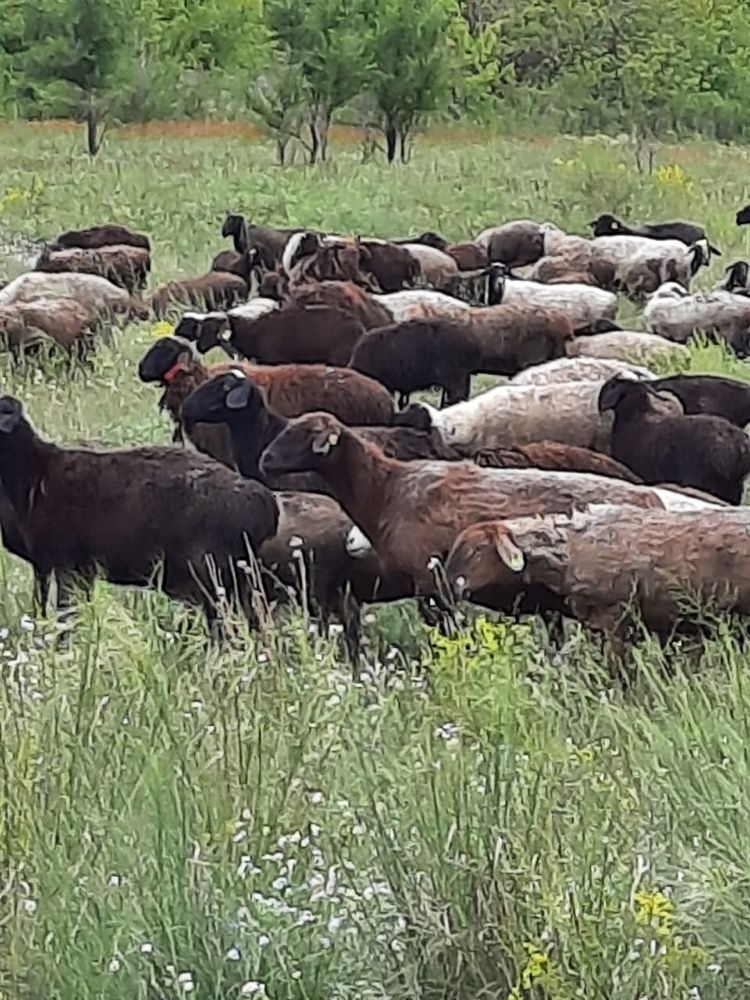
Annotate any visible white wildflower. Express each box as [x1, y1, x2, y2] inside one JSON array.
[[108, 957, 122, 973], [310, 791, 324, 805], [225, 947, 241, 962], [241, 982, 266, 996], [258, 934, 271, 948], [140, 942, 154, 955], [22, 898, 38, 915]]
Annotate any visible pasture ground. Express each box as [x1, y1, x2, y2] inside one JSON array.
[[1, 124, 750, 998]]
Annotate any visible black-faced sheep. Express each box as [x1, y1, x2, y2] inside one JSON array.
[[645, 374, 750, 428], [715, 261, 750, 295], [0, 395, 278, 633], [222, 213, 301, 270], [494, 274, 619, 333], [599, 377, 750, 504], [590, 213, 719, 252]]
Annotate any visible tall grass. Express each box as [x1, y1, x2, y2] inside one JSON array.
[[1, 125, 750, 998]]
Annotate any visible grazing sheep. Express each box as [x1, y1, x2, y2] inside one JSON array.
[[282, 232, 373, 289], [590, 236, 709, 299], [258, 413, 709, 596], [566, 330, 689, 366], [472, 441, 642, 481], [193, 302, 366, 367], [715, 260, 750, 295], [645, 374, 750, 428], [447, 242, 488, 270], [643, 282, 750, 353], [410, 380, 621, 456], [0, 297, 96, 358], [222, 213, 301, 270], [511, 356, 654, 386], [50, 224, 150, 252], [349, 318, 482, 407], [462, 303, 574, 375], [599, 377, 750, 504], [447, 505, 748, 642], [290, 281, 393, 329], [590, 213, 718, 251], [496, 276, 618, 333], [151, 272, 247, 318], [0, 271, 146, 319], [474, 220, 548, 267], [35, 244, 151, 294], [0, 395, 278, 633]]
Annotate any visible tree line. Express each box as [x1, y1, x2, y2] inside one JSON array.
[[1, 0, 749, 161]]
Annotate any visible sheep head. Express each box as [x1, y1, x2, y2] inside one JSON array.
[[446, 520, 525, 598], [181, 368, 263, 427], [138, 336, 197, 384], [260, 412, 344, 478]]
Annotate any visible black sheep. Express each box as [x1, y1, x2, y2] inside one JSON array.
[[0, 396, 278, 633], [590, 213, 719, 253], [647, 374, 750, 428], [349, 317, 481, 407], [599, 377, 750, 504], [51, 223, 150, 252], [222, 213, 301, 270]]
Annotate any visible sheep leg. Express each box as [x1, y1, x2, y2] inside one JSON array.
[[339, 586, 363, 669], [442, 373, 471, 407], [55, 570, 93, 641], [33, 569, 51, 615]]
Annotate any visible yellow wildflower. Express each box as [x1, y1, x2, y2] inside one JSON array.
[[521, 949, 550, 989], [655, 163, 689, 187], [152, 321, 175, 338], [634, 888, 674, 936]]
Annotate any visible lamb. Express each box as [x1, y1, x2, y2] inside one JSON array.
[[447, 505, 750, 641], [409, 380, 621, 456], [50, 223, 150, 252], [290, 281, 393, 329], [222, 213, 301, 270], [472, 441, 642, 482], [644, 374, 750, 429], [511, 356, 654, 386], [643, 282, 750, 353], [589, 212, 718, 251], [151, 271, 247, 318], [566, 330, 689, 366], [193, 302, 366, 367], [349, 317, 482, 406], [0, 297, 96, 359], [35, 244, 151, 294], [473, 220, 547, 267], [0, 395, 278, 633], [495, 276, 618, 333], [0, 271, 146, 319], [599, 377, 750, 504], [258, 412, 713, 596]]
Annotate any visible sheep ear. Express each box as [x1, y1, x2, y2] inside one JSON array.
[[494, 531, 524, 572], [311, 429, 340, 454], [226, 380, 251, 410], [0, 411, 19, 434], [219, 327, 232, 342]]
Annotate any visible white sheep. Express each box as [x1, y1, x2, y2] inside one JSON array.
[[0, 270, 135, 315], [566, 330, 689, 365], [372, 289, 471, 323], [401, 244, 458, 289], [644, 282, 750, 351], [497, 278, 618, 332], [511, 356, 654, 387]]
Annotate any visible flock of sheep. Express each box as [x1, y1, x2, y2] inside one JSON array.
[[3, 204, 750, 658]]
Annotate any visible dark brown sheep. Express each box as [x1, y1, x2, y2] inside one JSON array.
[[447, 506, 750, 639], [222, 213, 301, 270], [35, 244, 151, 294], [0, 395, 278, 633], [209, 249, 259, 284], [196, 302, 366, 367], [475, 220, 546, 267], [151, 272, 247, 318], [349, 317, 482, 406], [50, 223, 150, 252], [359, 241, 420, 292], [447, 242, 489, 271], [258, 413, 681, 596], [646, 374, 750, 428], [464, 303, 574, 375], [473, 441, 642, 482], [599, 377, 750, 504], [289, 281, 393, 329]]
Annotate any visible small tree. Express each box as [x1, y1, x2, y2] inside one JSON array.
[[266, 0, 372, 163], [249, 55, 310, 165], [367, 0, 452, 162]]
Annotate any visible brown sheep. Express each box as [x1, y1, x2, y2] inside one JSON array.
[[359, 241, 420, 292], [447, 505, 750, 639], [289, 281, 393, 329], [258, 413, 695, 596], [50, 223, 150, 252], [0, 395, 278, 635], [472, 441, 642, 482], [151, 272, 247, 318], [35, 244, 151, 294], [447, 242, 489, 271], [0, 297, 96, 359], [463, 303, 574, 375]]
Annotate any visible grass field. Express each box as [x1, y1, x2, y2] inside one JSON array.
[[3, 123, 750, 999]]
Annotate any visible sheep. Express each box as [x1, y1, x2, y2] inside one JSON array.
[[391, 231, 448, 250], [0, 395, 278, 634], [151, 272, 247, 319], [358, 241, 420, 292], [282, 232, 373, 289], [473, 220, 547, 267], [589, 212, 718, 251], [180, 368, 458, 491], [35, 244, 151, 294], [349, 318, 483, 407], [400, 243, 459, 289], [0, 296, 96, 359], [139, 337, 397, 460], [193, 302, 366, 367], [511, 356, 654, 387], [495, 276, 618, 333], [50, 224, 150, 252], [589, 236, 709, 299], [715, 260, 750, 295], [222, 213, 301, 270], [290, 281, 393, 329], [599, 377, 750, 504], [644, 374, 750, 429], [408, 380, 620, 456], [372, 289, 472, 323], [258, 412, 712, 595], [447, 505, 750, 641], [462, 303, 574, 375], [174, 297, 280, 344], [566, 331, 689, 366], [737, 205, 750, 227], [0, 271, 146, 319], [447, 242, 488, 270], [472, 441, 642, 482], [643, 282, 750, 353]]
